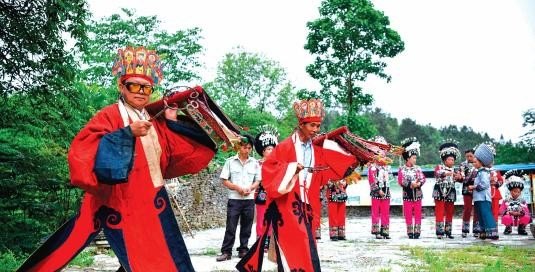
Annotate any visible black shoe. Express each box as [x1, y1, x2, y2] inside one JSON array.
[[408, 233, 414, 239], [216, 253, 231, 262], [518, 225, 528, 235], [238, 250, 248, 258], [330, 236, 339, 241], [413, 233, 420, 239], [338, 236, 346, 240], [446, 233, 454, 239], [504, 226, 512, 235], [461, 232, 467, 238], [473, 233, 479, 238]]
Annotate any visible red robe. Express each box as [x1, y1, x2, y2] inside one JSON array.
[[237, 133, 355, 272], [490, 170, 504, 221], [18, 104, 214, 272]]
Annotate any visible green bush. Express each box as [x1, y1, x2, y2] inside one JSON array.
[[69, 248, 95, 267], [0, 250, 22, 272]]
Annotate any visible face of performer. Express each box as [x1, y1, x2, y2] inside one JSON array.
[[443, 156, 455, 168], [465, 151, 475, 163], [262, 146, 274, 158], [299, 122, 321, 141], [406, 155, 417, 167], [473, 158, 483, 169], [238, 143, 252, 158], [120, 76, 153, 110], [510, 187, 522, 199]]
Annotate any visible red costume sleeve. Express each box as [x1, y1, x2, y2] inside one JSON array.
[[68, 106, 120, 194], [317, 144, 356, 185], [261, 138, 298, 199], [156, 119, 215, 178], [68, 105, 215, 194]]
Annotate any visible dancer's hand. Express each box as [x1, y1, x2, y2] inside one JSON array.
[[295, 163, 304, 175]]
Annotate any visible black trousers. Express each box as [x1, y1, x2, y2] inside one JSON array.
[[221, 199, 255, 254]]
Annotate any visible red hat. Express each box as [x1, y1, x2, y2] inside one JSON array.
[[293, 99, 325, 124]]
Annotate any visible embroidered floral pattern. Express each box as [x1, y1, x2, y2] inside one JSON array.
[[291, 192, 313, 225]]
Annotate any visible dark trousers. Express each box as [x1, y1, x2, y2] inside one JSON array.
[[221, 199, 255, 254]]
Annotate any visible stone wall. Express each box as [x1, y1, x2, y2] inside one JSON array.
[[167, 167, 228, 231]]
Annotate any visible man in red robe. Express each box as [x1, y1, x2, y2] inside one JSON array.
[[237, 99, 357, 272], [18, 46, 217, 272]]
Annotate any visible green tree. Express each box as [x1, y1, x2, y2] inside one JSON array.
[[0, 0, 90, 258], [364, 107, 399, 144], [0, 0, 88, 96], [398, 118, 442, 165], [439, 125, 491, 154], [495, 141, 535, 164], [205, 49, 296, 123], [332, 111, 377, 139], [0, 93, 89, 254], [522, 108, 535, 148], [304, 0, 404, 119]]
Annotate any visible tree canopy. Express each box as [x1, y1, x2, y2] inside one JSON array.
[[305, 0, 404, 115], [0, 0, 89, 96]]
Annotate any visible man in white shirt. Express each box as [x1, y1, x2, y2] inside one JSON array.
[[216, 134, 261, 261]]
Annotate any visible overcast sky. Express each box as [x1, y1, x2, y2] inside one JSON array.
[[89, 0, 535, 142]]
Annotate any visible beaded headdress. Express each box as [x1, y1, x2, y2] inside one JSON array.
[[111, 46, 164, 85], [504, 169, 525, 191], [400, 137, 420, 160], [293, 99, 325, 124], [254, 125, 279, 156], [439, 139, 460, 161]]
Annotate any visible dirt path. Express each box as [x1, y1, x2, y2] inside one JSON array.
[[64, 217, 534, 272]]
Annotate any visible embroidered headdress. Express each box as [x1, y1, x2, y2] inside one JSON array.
[[111, 46, 164, 85], [254, 125, 279, 156], [439, 139, 460, 161], [370, 135, 388, 145], [504, 169, 525, 191], [400, 137, 420, 160], [293, 99, 325, 124], [474, 143, 494, 167], [368, 135, 392, 165]]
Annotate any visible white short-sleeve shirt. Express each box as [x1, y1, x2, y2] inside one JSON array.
[[220, 155, 261, 200]]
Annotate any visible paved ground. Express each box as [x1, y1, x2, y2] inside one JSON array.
[[64, 216, 535, 272]]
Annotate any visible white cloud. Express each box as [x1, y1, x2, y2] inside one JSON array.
[[88, 0, 535, 142]]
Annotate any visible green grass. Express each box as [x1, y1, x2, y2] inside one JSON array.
[[69, 248, 95, 267], [402, 245, 535, 272], [203, 247, 219, 256]]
